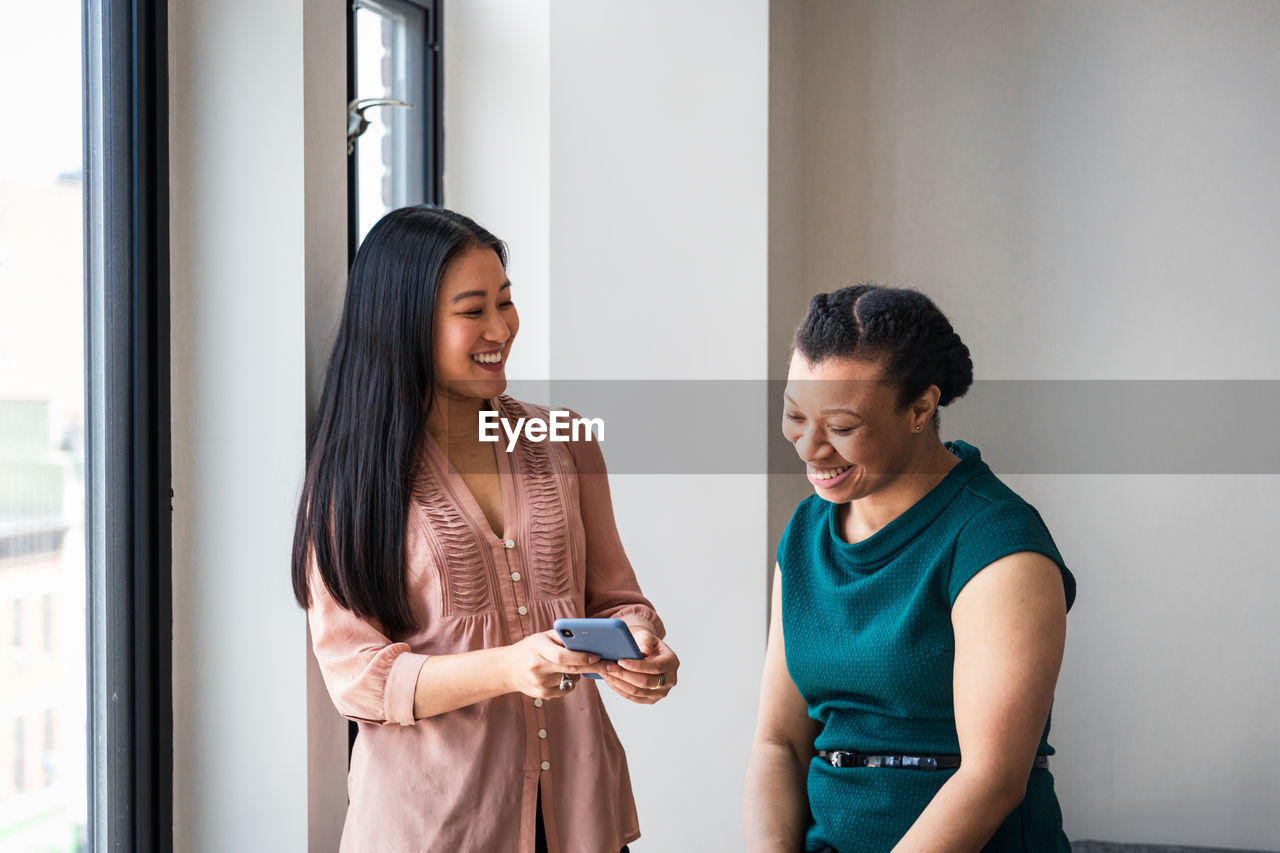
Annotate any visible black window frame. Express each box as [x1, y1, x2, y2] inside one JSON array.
[[83, 0, 172, 849]]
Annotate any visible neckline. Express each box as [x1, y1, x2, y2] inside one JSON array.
[[419, 395, 515, 542], [825, 441, 987, 569]]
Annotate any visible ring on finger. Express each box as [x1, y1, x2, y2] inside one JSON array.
[[558, 672, 574, 692], [655, 672, 666, 689]]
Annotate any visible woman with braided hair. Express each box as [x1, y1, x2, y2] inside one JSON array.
[[744, 285, 1075, 852]]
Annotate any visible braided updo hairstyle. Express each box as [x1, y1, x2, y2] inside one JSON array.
[[793, 284, 974, 428]]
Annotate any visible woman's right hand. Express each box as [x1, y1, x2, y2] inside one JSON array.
[[503, 630, 607, 699]]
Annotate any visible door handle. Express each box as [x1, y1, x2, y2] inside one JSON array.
[[347, 98, 414, 155]]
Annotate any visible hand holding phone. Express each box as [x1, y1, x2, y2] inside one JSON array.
[[552, 618, 641, 679], [600, 625, 679, 705]]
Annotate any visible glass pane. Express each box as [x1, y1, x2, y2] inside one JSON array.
[[0, 1, 89, 850], [355, 5, 398, 242], [354, 0, 427, 243]]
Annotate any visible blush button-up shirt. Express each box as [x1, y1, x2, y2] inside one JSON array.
[[308, 396, 664, 853]]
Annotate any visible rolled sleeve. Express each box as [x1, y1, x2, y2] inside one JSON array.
[[608, 607, 664, 640], [384, 651, 431, 725], [308, 561, 428, 726]]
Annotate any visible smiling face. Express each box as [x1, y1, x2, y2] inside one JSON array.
[[782, 353, 932, 503], [431, 245, 519, 403]]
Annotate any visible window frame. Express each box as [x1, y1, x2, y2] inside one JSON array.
[[83, 0, 172, 849]]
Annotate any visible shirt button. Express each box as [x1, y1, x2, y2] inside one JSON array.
[[517, 605, 528, 616], [538, 729, 547, 739], [533, 698, 543, 707], [504, 539, 515, 549], [511, 571, 521, 581], [540, 761, 550, 771]]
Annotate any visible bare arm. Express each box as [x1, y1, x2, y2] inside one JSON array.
[[411, 631, 607, 719], [891, 552, 1068, 852], [743, 566, 820, 852], [308, 556, 605, 723]]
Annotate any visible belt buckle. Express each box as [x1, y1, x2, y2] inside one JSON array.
[[826, 750, 854, 768]]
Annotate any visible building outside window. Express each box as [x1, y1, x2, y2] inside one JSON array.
[[0, 2, 89, 849]]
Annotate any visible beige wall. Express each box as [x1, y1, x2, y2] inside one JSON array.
[[772, 0, 1280, 847], [767, 0, 814, 598]]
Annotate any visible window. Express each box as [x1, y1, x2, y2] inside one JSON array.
[[349, 0, 442, 245], [2, 0, 168, 836], [1, 2, 90, 848]]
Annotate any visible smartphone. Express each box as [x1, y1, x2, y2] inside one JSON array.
[[552, 618, 643, 680]]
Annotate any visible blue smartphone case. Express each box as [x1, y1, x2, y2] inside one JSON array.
[[552, 618, 643, 679]]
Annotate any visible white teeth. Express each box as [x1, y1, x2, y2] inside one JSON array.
[[810, 465, 850, 480], [472, 352, 502, 364]]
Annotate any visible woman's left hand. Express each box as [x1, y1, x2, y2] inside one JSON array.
[[600, 627, 679, 705]]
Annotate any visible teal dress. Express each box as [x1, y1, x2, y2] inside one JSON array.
[[777, 441, 1076, 852]]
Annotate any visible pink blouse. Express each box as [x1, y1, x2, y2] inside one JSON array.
[[308, 396, 665, 853]]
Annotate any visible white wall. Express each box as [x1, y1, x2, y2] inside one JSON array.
[[169, 0, 347, 849], [447, 2, 771, 848], [443, 0, 552, 381], [779, 0, 1280, 847], [549, 4, 769, 850]]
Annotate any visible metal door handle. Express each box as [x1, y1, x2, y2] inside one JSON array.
[[347, 98, 414, 154]]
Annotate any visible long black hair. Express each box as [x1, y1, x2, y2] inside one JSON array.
[[292, 206, 507, 636], [793, 284, 974, 426]]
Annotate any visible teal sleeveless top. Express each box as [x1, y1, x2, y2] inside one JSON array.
[[777, 441, 1076, 853]]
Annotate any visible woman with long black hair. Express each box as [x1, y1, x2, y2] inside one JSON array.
[[293, 206, 678, 852]]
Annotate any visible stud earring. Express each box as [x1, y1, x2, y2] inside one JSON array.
[[914, 425, 922, 432]]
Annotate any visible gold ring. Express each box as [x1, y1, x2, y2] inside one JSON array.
[[656, 672, 666, 688]]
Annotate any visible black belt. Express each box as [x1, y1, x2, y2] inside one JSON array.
[[818, 750, 1049, 771]]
